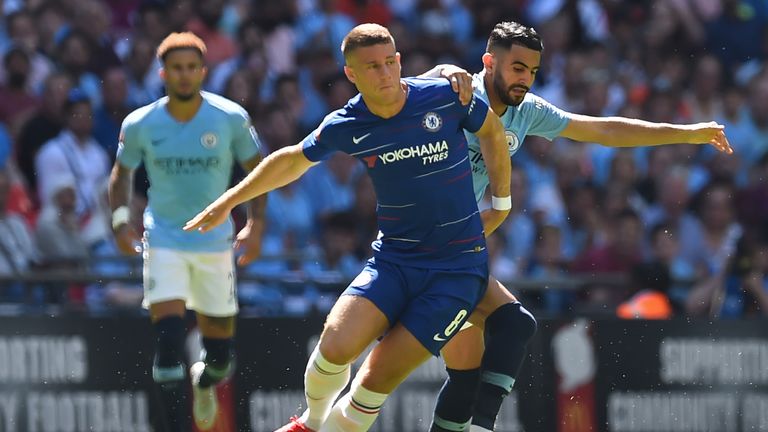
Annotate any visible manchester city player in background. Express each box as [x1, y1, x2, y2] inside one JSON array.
[[184, 24, 512, 432], [422, 21, 733, 432], [108, 32, 265, 431]]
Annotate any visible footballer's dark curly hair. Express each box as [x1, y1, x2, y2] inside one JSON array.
[[487, 21, 543, 53]]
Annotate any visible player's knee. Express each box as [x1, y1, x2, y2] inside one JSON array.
[[317, 337, 357, 365], [487, 302, 537, 342], [153, 316, 187, 368], [446, 367, 481, 390]]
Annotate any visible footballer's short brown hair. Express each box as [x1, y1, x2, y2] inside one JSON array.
[[156, 32, 207, 62], [341, 24, 395, 61]]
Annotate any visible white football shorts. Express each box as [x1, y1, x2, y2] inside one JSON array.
[[142, 247, 238, 317]]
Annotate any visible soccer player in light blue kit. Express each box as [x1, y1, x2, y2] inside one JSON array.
[[108, 33, 265, 431], [184, 24, 512, 432], [422, 21, 734, 432]]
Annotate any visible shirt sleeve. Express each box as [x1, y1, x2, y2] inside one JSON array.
[[458, 91, 490, 133], [231, 109, 262, 162], [301, 114, 339, 162], [526, 94, 570, 140], [115, 115, 143, 169]]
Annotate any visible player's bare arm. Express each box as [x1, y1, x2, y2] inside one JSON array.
[[108, 162, 141, 255], [234, 153, 267, 266], [419, 64, 473, 106], [474, 110, 511, 235], [184, 143, 316, 233], [560, 114, 734, 154]]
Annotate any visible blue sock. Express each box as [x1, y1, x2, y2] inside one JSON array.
[[430, 368, 480, 432], [472, 302, 537, 430]]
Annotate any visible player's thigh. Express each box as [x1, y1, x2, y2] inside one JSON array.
[[356, 322, 433, 394], [320, 294, 390, 365], [319, 260, 403, 365], [144, 247, 191, 321], [398, 265, 487, 356], [468, 276, 517, 327], [187, 250, 238, 320], [441, 324, 484, 370]]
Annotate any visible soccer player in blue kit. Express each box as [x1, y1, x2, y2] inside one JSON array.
[[184, 24, 512, 432], [108, 33, 265, 431], [421, 22, 734, 432]]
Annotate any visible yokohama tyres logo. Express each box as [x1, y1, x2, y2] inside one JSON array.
[[362, 140, 449, 168]]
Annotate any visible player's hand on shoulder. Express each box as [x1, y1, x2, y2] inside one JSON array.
[[114, 224, 141, 255], [689, 121, 733, 154], [439, 64, 473, 106]]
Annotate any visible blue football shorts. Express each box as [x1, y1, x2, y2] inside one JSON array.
[[343, 257, 488, 355]]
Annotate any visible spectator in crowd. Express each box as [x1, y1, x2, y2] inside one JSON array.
[[617, 261, 674, 319], [123, 36, 163, 108], [71, 0, 122, 75], [54, 30, 102, 107], [34, 173, 89, 267], [207, 20, 267, 95], [0, 169, 38, 302], [34, 89, 111, 248], [684, 180, 742, 276], [527, 224, 571, 314], [3, 10, 53, 93], [648, 222, 696, 312], [0, 46, 40, 130], [16, 71, 72, 195], [92, 67, 132, 157], [687, 232, 768, 318]]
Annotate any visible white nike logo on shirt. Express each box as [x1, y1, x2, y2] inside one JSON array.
[[352, 133, 371, 144], [433, 333, 447, 342]]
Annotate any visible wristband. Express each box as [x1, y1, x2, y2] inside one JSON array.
[[491, 195, 512, 211], [112, 206, 131, 229]]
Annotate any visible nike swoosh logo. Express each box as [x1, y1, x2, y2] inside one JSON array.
[[352, 133, 371, 144], [433, 333, 447, 342], [151, 138, 164, 146]]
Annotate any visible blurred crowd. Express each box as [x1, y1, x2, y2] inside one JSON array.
[[0, 0, 766, 319]]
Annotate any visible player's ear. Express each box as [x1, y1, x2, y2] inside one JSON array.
[[343, 65, 356, 84], [158, 67, 166, 81], [482, 52, 494, 72], [396, 51, 401, 65], [201, 65, 208, 80]]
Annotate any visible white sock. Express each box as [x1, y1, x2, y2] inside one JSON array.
[[299, 346, 351, 431], [469, 425, 492, 432], [320, 381, 388, 432]]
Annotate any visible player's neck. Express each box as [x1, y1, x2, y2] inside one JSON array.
[[166, 93, 203, 122], [363, 81, 407, 119], [482, 70, 508, 117]]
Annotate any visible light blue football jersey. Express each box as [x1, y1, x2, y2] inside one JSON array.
[[466, 71, 570, 202], [117, 91, 262, 252]]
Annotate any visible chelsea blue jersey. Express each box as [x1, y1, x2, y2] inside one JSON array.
[[302, 78, 490, 269], [117, 92, 262, 252]]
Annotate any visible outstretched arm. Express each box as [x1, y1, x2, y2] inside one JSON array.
[[184, 144, 316, 232], [560, 114, 733, 154], [474, 110, 511, 235]]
